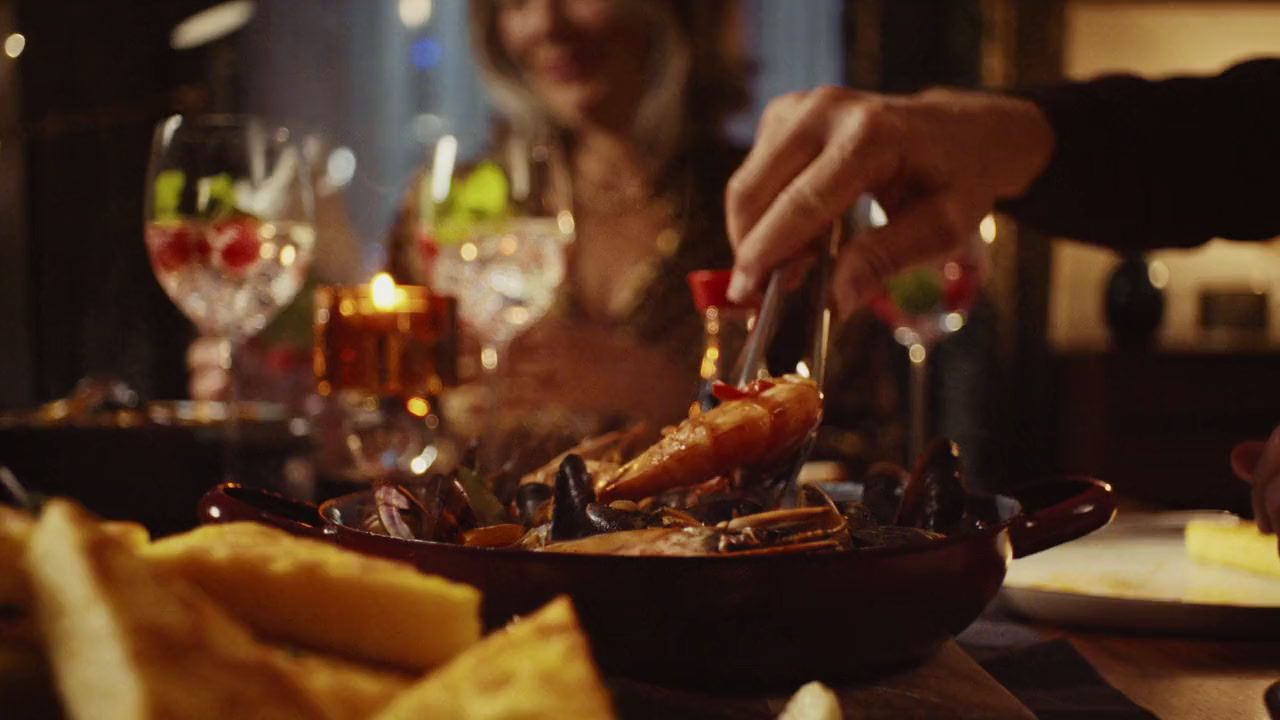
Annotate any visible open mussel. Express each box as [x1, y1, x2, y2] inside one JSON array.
[[368, 474, 478, 543]]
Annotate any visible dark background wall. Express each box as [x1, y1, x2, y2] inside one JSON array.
[[2, 0, 232, 407]]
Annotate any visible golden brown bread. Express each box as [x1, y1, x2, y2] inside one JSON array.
[[2, 505, 147, 610], [26, 500, 327, 720], [143, 521, 482, 672], [1186, 518, 1280, 577], [374, 596, 615, 720]]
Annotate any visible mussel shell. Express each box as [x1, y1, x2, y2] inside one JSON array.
[[898, 439, 968, 533], [584, 503, 650, 534], [836, 500, 877, 531], [861, 462, 908, 525], [371, 474, 478, 543], [551, 454, 597, 541], [514, 482, 553, 526]]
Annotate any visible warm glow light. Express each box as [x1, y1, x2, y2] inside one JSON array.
[[557, 210, 576, 237], [460, 242, 478, 262], [398, 0, 433, 28], [908, 344, 927, 364], [504, 306, 530, 326], [171, 1, 255, 50], [4, 33, 25, 59], [944, 312, 965, 332], [370, 272, 399, 311], [868, 198, 889, 227], [480, 347, 499, 370], [326, 147, 356, 188], [980, 214, 997, 244], [795, 360, 811, 378], [430, 135, 457, 203], [943, 262, 962, 281], [258, 242, 276, 260], [500, 235, 518, 256], [410, 445, 438, 475], [406, 396, 430, 417], [1148, 260, 1170, 289], [280, 245, 296, 266]]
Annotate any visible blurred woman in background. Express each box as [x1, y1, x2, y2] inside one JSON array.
[[392, 0, 900, 458]]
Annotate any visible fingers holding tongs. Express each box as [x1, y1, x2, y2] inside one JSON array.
[[731, 216, 845, 393], [728, 217, 845, 498]]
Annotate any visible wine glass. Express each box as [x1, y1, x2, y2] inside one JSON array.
[[861, 197, 987, 464], [144, 115, 316, 475], [416, 136, 574, 446]]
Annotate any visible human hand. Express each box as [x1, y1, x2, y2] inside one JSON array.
[[725, 86, 1056, 317], [1231, 428, 1280, 534]]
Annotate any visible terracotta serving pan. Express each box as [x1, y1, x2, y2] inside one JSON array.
[[199, 477, 1115, 687]]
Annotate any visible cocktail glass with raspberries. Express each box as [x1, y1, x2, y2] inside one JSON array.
[[857, 197, 987, 464], [144, 115, 315, 476]]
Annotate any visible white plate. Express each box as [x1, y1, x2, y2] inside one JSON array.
[[1000, 511, 1280, 637]]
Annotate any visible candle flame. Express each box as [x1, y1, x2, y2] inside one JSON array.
[[371, 272, 398, 311]]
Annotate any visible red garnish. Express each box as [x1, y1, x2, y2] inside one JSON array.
[[870, 295, 904, 326], [214, 217, 262, 273], [943, 272, 979, 312], [148, 225, 190, 272], [711, 379, 776, 402]]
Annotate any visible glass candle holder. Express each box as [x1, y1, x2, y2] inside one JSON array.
[[312, 274, 459, 483]]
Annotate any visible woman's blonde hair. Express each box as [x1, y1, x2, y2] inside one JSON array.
[[468, 0, 749, 168]]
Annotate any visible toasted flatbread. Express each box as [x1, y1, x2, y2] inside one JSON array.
[[144, 522, 481, 671], [26, 500, 326, 720], [274, 645, 414, 720], [375, 596, 615, 720], [2, 505, 146, 609]]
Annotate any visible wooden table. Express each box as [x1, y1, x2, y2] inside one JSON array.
[[1045, 628, 1280, 720]]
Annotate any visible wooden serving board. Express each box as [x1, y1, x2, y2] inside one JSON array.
[[608, 641, 1034, 720]]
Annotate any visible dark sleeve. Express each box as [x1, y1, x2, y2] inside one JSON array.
[[996, 58, 1280, 250]]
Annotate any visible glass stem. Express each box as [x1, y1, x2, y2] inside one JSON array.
[[217, 336, 242, 483], [908, 343, 929, 466], [476, 340, 509, 473]]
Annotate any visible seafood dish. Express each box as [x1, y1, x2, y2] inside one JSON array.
[[359, 374, 1001, 556]]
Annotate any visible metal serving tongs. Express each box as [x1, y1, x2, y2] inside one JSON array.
[[731, 216, 845, 494], [732, 217, 843, 389]]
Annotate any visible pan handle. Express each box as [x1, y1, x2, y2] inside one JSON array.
[[198, 482, 331, 540], [1008, 476, 1116, 559]]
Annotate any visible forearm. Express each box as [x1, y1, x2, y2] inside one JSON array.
[[998, 59, 1280, 249]]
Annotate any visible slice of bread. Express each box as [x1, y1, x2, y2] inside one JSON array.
[[375, 596, 615, 720], [2, 505, 147, 609], [26, 500, 326, 720], [143, 521, 481, 671], [273, 645, 413, 720], [1186, 518, 1280, 577]]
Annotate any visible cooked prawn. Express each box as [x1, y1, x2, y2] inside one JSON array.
[[597, 375, 822, 502]]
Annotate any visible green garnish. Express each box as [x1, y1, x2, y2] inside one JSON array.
[[456, 466, 508, 526], [153, 170, 186, 220], [888, 268, 944, 316], [428, 161, 511, 245]]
